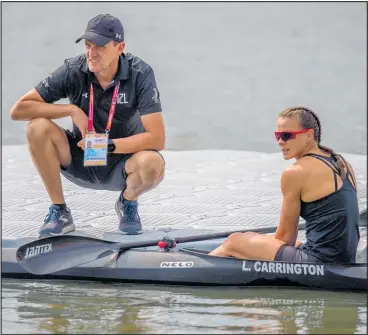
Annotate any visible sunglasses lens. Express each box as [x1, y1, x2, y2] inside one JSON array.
[[281, 132, 292, 141], [275, 132, 292, 141]]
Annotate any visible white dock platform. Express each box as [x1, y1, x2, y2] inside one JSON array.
[[2, 146, 366, 243]]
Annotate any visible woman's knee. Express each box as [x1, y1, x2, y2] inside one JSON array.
[[223, 232, 258, 252], [223, 232, 246, 250]]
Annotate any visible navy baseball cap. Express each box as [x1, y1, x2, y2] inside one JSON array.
[[75, 14, 124, 46]]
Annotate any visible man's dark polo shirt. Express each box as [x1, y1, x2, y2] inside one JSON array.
[[35, 53, 162, 142]]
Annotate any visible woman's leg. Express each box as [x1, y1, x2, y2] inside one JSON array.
[[209, 232, 287, 261]]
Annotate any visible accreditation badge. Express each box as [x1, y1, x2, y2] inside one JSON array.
[[83, 133, 108, 167]]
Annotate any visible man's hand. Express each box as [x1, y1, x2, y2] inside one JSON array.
[[77, 138, 86, 150], [77, 132, 97, 150], [70, 106, 94, 138]]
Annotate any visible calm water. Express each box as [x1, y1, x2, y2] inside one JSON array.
[[1, 2, 367, 334], [2, 280, 367, 334]]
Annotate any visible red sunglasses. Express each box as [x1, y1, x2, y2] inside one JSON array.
[[274, 128, 312, 142]]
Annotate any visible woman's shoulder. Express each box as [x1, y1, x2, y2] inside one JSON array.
[[286, 159, 310, 173], [281, 163, 306, 184]]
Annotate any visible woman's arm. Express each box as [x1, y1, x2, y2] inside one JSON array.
[[274, 166, 304, 246]]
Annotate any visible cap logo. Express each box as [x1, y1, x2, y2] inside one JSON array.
[[115, 33, 122, 40]]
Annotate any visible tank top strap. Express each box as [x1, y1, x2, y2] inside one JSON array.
[[336, 154, 357, 189], [303, 153, 339, 191]]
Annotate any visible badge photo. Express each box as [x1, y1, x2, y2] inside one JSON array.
[[83, 133, 109, 166]]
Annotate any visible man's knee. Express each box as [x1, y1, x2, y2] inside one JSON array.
[[130, 151, 165, 181], [26, 118, 54, 142]]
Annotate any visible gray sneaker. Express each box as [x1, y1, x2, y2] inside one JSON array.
[[38, 205, 75, 238], [115, 196, 143, 235]]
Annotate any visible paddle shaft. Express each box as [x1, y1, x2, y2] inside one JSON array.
[[111, 209, 366, 251], [113, 222, 307, 251]]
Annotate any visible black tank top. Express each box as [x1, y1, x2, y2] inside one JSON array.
[[298, 153, 360, 264]]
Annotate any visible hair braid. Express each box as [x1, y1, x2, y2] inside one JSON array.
[[279, 106, 346, 179]]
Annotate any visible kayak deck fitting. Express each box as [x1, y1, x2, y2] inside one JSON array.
[[2, 147, 367, 291]]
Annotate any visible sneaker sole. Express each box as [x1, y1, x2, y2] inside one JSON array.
[[38, 223, 76, 239], [119, 229, 143, 235]]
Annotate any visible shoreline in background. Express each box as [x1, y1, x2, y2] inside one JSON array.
[[2, 2, 366, 155], [2, 143, 367, 158]]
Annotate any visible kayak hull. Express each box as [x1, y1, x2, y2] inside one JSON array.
[[2, 238, 367, 292]]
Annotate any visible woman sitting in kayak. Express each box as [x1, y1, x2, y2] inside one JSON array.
[[209, 106, 360, 264]]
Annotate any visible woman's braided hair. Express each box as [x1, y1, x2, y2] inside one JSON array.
[[279, 106, 346, 179]]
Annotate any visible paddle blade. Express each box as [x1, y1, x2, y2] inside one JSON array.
[[16, 235, 118, 275]]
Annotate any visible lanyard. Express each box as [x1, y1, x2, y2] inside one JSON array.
[[87, 82, 120, 133]]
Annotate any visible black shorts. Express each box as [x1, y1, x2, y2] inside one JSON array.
[[274, 244, 321, 263], [60, 130, 132, 191]]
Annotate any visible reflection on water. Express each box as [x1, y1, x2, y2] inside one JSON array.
[[2, 279, 367, 334]]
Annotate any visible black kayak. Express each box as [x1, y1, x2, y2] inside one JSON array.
[[2, 232, 367, 292]]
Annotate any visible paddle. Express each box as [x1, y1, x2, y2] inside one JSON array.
[[16, 209, 367, 275]]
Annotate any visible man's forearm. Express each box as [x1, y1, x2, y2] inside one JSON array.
[[112, 132, 165, 154], [10, 101, 75, 121]]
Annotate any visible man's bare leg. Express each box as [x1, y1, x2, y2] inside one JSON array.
[[26, 117, 75, 236], [124, 151, 165, 200], [26, 118, 71, 204]]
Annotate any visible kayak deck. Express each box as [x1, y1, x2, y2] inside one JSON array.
[[2, 230, 367, 292]]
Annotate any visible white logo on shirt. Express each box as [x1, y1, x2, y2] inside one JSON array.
[[41, 74, 53, 88], [152, 88, 159, 103], [117, 93, 128, 104], [82, 93, 88, 99], [42, 79, 49, 88]]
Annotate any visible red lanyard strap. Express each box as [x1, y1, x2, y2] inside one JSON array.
[[87, 82, 120, 133]]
